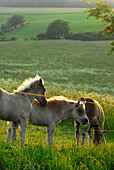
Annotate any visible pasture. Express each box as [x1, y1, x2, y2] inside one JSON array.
[[0, 7, 114, 170], [0, 7, 103, 40], [0, 40, 113, 95], [0, 40, 114, 169]]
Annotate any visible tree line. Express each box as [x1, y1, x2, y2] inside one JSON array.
[[0, 0, 113, 54]]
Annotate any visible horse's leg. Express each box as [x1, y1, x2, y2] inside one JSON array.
[[11, 122, 19, 143], [47, 124, 55, 146], [81, 127, 87, 145], [74, 119, 80, 146], [97, 126, 106, 145], [93, 127, 100, 144], [6, 127, 12, 143], [88, 128, 93, 144], [20, 119, 27, 147]]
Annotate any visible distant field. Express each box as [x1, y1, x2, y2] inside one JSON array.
[[0, 7, 103, 40], [0, 7, 85, 14], [0, 40, 113, 95]]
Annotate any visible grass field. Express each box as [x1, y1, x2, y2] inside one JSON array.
[[0, 40, 114, 169], [0, 40, 113, 95], [0, 7, 114, 170], [0, 84, 114, 169], [0, 7, 103, 40]]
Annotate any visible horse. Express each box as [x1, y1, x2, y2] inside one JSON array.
[[29, 96, 89, 146], [6, 96, 89, 146], [0, 75, 47, 147], [74, 97, 106, 145]]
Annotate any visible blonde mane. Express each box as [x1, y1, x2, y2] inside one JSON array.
[[15, 75, 41, 92], [48, 96, 78, 104]]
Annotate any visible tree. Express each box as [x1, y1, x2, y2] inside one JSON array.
[[36, 33, 47, 40], [84, 0, 114, 54], [8, 15, 25, 29], [1, 23, 11, 32], [46, 20, 70, 39]]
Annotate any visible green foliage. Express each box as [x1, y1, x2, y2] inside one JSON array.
[[1, 23, 11, 33], [0, 15, 25, 35], [85, 0, 114, 54], [0, 35, 8, 41], [36, 33, 47, 40], [66, 31, 114, 41], [10, 37, 17, 41], [7, 15, 25, 29], [46, 19, 70, 39]]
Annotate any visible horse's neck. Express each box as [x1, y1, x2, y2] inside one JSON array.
[[24, 89, 36, 103], [57, 102, 73, 120]]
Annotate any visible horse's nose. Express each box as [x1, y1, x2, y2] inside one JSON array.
[[82, 118, 88, 125]]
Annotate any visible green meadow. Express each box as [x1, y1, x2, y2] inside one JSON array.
[[0, 7, 103, 40], [0, 7, 114, 170], [0, 40, 113, 95], [0, 39, 114, 169]]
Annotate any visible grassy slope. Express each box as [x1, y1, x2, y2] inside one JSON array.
[[0, 8, 103, 40]]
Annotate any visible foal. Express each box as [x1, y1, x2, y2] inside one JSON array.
[[1, 75, 47, 147], [29, 96, 89, 146], [74, 97, 106, 145]]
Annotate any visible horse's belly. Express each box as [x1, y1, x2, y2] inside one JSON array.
[[0, 110, 18, 122]]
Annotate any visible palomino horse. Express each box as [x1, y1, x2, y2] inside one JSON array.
[[0, 75, 47, 147], [74, 97, 106, 145], [29, 96, 89, 146]]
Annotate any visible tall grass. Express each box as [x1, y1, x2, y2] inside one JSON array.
[[0, 77, 113, 169], [0, 140, 113, 169]]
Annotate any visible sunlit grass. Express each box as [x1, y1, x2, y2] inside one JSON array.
[[0, 79, 113, 169]]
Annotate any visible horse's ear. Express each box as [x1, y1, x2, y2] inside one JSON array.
[[39, 78, 42, 85]]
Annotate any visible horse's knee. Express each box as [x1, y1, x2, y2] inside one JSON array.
[[8, 127, 11, 133], [6, 127, 12, 143]]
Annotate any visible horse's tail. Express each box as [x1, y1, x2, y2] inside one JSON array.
[[94, 101, 105, 127]]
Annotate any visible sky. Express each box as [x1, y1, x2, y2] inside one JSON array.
[[0, 0, 114, 8]]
